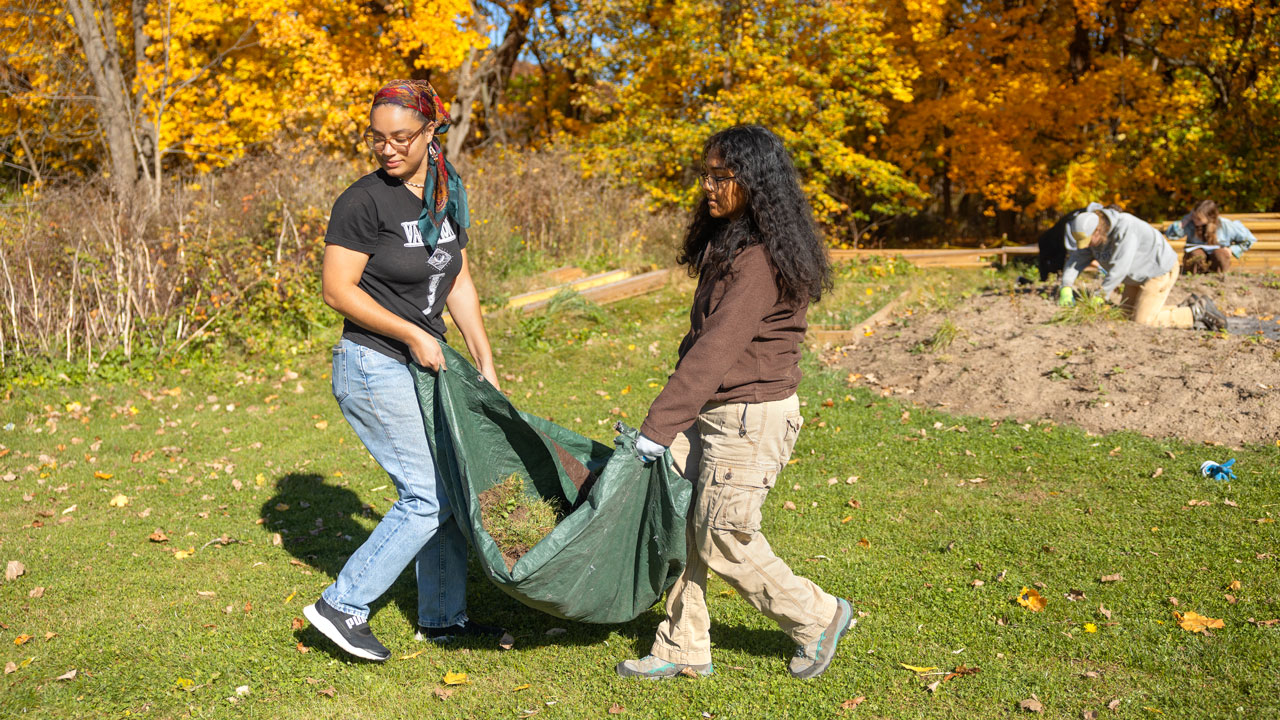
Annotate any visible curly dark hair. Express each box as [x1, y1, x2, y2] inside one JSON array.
[[677, 125, 831, 305]]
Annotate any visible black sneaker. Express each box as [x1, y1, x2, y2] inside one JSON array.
[[303, 596, 390, 661], [1190, 295, 1228, 331], [416, 618, 505, 642]]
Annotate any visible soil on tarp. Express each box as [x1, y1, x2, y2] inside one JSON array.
[[826, 273, 1280, 448], [478, 474, 561, 571]]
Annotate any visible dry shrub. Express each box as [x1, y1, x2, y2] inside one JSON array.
[[459, 146, 683, 302], [0, 144, 679, 377]]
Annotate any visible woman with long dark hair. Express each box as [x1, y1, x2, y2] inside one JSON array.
[[618, 125, 851, 680], [303, 79, 502, 661]]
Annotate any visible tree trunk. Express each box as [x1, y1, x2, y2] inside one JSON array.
[[447, 47, 483, 158], [65, 0, 138, 198]]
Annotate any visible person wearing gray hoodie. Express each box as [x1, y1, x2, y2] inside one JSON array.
[[1059, 208, 1226, 330]]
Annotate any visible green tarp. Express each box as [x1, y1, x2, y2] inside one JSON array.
[[410, 344, 691, 624]]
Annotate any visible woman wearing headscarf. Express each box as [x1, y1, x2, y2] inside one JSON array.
[[303, 79, 502, 661], [1059, 208, 1227, 330], [1166, 200, 1258, 275]]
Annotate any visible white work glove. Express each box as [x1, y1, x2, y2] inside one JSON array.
[[634, 434, 667, 463]]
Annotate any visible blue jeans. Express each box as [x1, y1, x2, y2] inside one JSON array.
[[321, 338, 469, 627]]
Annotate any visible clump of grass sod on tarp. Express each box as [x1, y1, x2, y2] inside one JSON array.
[[478, 473, 561, 571]]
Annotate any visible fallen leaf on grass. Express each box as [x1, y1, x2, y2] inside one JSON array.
[[513, 684, 531, 691], [1247, 618, 1279, 627], [1108, 698, 1121, 711], [1065, 589, 1086, 601], [148, 529, 169, 543], [499, 632, 515, 650], [29, 587, 44, 598], [847, 498, 861, 509], [314, 421, 328, 430], [839, 697, 866, 711], [56, 669, 77, 681], [443, 671, 469, 685], [3, 662, 15, 674], [899, 663, 938, 673], [782, 501, 797, 511], [678, 667, 703, 678], [296, 642, 310, 653], [274, 503, 289, 512], [1018, 696, 1045, 712], [1083, 711, 1099, 719], [400, 649, 425, 660], [608, 703, 625, 714], [1174, 611, 1224, 634], [926, 680, 941, 693], [1100, 574, 1123, 583], [1082, 671, 1101, 679], [433, 687, 453, 700], [858, 538, 871, 548], [1227, 580, 1241, 591], [1017, 587, 1047, 612], [1151, 468, 1163, 478], [1098, 604, 1112, 620], [14, 634, 32, 645], [5, 560, 25, 581], [93, 471, 113, 480], [971, 580, 984, 588], [1224, 594, 1237, 605], [318, 686, 336, 698], [291, 617, 305, 630], [1168, 597, 1179, 606], [108, 494, 129, 507], [942, 665, 980, 682], [172, 548, 194, 560]]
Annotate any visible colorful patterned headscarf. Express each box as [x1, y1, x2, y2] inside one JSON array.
[[372, 79, 469, 252]]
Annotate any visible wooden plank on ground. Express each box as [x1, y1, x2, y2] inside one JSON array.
[[521, 268, 675, 313], [808, 289, 912, 348], [505, 269, 630, 311], [530, 266, 587, 286]]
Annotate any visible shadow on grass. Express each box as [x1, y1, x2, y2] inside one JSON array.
[[262, 472, 615, 656]]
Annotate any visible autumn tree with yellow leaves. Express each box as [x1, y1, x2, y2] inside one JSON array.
[[3, 0, 1279, 236], [2, 0, 481, 199]]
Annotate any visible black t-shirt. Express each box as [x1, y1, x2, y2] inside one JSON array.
[[324, 170, 468, 364]]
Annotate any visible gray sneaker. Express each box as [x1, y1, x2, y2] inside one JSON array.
[[616, 654, 713, 679], [1190, 295, 1228, 331], [789, 598, 854, 679]]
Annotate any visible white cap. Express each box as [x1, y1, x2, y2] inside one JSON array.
[[1069, 212, 1100, 249]]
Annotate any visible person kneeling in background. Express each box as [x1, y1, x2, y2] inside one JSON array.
[[1059, 207, 1227, 331], [1166, 200, 1257, 275]]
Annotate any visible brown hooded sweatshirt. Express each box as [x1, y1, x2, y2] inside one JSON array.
[[640, 244, 806, 446]]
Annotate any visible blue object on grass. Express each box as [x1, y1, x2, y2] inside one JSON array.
[[1200, 459, 1237, 481]]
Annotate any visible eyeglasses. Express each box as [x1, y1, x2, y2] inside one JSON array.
[[362, 122, 431, 154], [699, 173, 737, 190]]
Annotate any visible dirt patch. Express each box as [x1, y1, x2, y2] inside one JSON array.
[[828, 274, 1280, 448]]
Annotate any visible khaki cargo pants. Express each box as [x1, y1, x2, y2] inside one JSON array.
[[650, 395, 839, 665], [1119, 265, 1193, 328]]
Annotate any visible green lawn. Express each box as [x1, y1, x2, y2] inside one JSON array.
[[2, 267, 1277, 719]]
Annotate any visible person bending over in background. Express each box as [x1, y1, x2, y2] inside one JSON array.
[[305, 79, 503, 662], [1037, 202, 1103, 281], [617, 125, 853, 681], [1060, 208, 1227, 330], [1166, 200, 1258, 275]]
